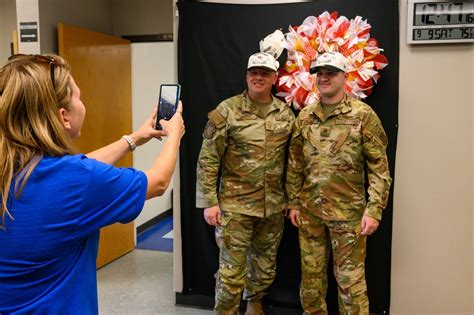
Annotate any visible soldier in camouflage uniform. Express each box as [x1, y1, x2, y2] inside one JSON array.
[[196, 52, 295, 315], [286, 52, 392, 314]]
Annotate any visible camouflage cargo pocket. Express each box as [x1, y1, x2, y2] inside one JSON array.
[[219, 211, 253, 252], [348, 280, 367, 298], [220, 210, 233, 227], [331, 222, 364, 268], [216, 211, 233, 249]]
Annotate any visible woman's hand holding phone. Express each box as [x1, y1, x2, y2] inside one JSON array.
[[123, 100, 184, 152], [129, 107, 168, 146], [159, 101, 185, 141]]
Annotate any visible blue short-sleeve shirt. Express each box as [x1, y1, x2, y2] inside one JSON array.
[[0, 155, 148, 314]]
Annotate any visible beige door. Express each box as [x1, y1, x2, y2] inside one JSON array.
[[58, 23, 134, 268]]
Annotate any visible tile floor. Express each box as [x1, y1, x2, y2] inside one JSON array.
[[98, 214, 212, 314], [97, 249, 213, 314]]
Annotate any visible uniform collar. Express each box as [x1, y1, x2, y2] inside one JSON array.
[[312, 94, 352, 122], [242, 90, 283, 115]]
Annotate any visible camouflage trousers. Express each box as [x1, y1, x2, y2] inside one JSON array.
[[214, 210, 284, 313], [299, 207, 368, 315]]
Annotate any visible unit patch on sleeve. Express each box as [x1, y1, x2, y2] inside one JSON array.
[[203, 121, 216, 139]]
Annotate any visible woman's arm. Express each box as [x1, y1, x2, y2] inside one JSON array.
[[86, 108, 166, 165], [145, 102, 185, 199]]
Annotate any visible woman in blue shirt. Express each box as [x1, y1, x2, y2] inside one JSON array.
[[0, 54, 184, 314]]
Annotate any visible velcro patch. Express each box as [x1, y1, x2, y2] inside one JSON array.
[[378, 128, 388, 146], [203, 121, 216, 139], [208, 109, 226, 128], [336, 118, 360, 125]]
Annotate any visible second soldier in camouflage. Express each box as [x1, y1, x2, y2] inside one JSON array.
[[286, 52, 392, 315]]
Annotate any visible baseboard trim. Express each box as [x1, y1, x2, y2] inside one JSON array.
[[175, 293, 388, 314], [175, 293, 303, 314], [175, 293, 214, 310], [136, 208, 172, 234]]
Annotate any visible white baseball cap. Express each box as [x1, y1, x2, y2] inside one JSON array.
[[259, 30, 285, 59], [310, 52, 347, 73], [247, 52, 279, 72]]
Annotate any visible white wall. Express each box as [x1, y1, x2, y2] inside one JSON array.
[[15, 0, 39, 54], [131, 42, 176, 229], [391, 1, 473, 314], [172, 0, 182, 293], [38, 0, 112, 54], [0, 0, 16, 63], [111, 0, 172, 37], [472, 52, 474, 313]]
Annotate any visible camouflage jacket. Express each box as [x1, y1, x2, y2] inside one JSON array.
[[196, 91, 295, 217], [286, 95, 392, 221]]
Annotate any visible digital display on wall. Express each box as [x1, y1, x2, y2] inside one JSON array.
[[407, 0, 474, 44], [414, 2, 474, 26], [413, 26, 473, 40]]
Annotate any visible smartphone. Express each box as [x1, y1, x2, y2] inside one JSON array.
[[155, 84, 181, 130]]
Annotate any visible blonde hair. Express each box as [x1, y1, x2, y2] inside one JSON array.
[[0, 54, 74, 228]]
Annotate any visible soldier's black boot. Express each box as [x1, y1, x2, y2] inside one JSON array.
[[244, 300, 264, 315]]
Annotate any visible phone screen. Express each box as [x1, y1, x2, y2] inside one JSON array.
[[155, 84, 180, 130]]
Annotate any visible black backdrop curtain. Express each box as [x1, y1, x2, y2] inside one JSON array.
[[177, 1, 398, 313]]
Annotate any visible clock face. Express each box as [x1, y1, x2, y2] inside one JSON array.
[[407, 0, 474, 44], [414, 2, 473, 26]]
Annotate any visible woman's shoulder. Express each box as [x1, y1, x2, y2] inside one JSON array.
[[37, 154, 144, 182], [31, 155, 105, 184], [39, 154, 95, 171]]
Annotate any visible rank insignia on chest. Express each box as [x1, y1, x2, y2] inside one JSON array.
[[335, 118, 360, 126], [203, 121, 216, 139], [320, 127, 331, 137]]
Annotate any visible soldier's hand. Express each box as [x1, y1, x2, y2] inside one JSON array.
[[361, 215, 379, 235], [289, 209, 301, 227], [203, 205, 221, 226]]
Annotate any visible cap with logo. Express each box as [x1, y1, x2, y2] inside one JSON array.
[[259, 30, 285, 59], [247, 52, 279, 72], [310, 51, 347, 73]]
